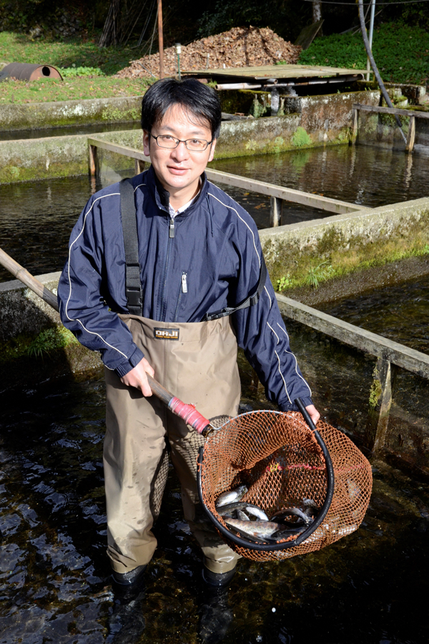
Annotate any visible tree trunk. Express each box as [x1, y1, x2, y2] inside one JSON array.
[[312, 1, 322, 23], [99, 0, 122, 48]]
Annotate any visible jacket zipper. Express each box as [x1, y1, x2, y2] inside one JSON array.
[[159, 215, 175, 320]]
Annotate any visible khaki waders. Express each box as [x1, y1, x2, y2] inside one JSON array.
[[104, 315, 241, 575]]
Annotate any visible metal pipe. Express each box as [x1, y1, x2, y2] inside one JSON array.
[[366, 0, 376, 81], [358, 0, 407, 145]]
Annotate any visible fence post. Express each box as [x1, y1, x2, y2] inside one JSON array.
[[366, 356, 393, 453], [351, 108, 358, 145], [135, 159, 146, 175], [88, 143, 98, 178], [406, 116, 416, 153], [270, 196, 282, 227]]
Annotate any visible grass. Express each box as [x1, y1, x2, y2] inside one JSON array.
[[0, 31, 152, 103], [298, 22, 429, 87]]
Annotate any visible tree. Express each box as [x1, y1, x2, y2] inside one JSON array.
[[312, 1, 322, 23]]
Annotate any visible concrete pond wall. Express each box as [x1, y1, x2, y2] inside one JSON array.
[[0, 89, 381, 184], [1, 196, 428, 477]]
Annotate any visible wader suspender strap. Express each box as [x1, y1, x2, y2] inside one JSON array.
[[203, 255, 267, 321], [120, 179, 143, 316], [120, 176, 267, 320]]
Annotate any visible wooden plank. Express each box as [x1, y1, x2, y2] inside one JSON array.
[[206, 168, 366, 214], [183, 64, 367, 80], [87, 137, 150, 162], [88, 138, 366, 214], [277, 294, 429, 379], [353, 103, 429, 121], [406, 116, 416, 153]]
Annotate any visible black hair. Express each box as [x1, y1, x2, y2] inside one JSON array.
[[141, 78, 222, 139]]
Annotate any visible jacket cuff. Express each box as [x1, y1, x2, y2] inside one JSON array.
[[113, 347, 145, 378], [279, 397, 313, 413]]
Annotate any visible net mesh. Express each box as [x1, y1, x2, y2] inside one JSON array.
[[199, 410, 372, 562]]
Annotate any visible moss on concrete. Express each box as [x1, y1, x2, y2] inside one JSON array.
[[0, 325, 78, 363], [0, 96, 143, 131], [0, 129, 143, 183], [261, 199, 429, 292]]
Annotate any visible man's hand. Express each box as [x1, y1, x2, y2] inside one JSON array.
[[305, 404, 320, 427], [120, 357, 155, 397]]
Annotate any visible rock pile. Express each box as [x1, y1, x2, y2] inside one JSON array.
[[116, 26, 301, 79]]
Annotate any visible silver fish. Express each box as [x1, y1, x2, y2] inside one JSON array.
[[216, 486, 248, 508], [245, 505, 269, 521], [217, 501, 249, 516], [225, 517, 280, 539], [237, 509, 250, 521]]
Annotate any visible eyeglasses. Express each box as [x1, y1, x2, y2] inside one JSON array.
[[151, 134, 213, 152]]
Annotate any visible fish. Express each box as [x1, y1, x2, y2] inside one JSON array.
[[237, 509, 250, 521], [245, 505, 269, 521], [216, 485, 248, 508], [216, 501, 250, 516], [225, 517, 281, 540]]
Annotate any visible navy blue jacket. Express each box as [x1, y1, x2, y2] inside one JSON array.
[[58, 167, 313, 411]]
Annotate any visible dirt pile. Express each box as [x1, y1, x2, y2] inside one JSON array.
[[116, 26, 301, 79]]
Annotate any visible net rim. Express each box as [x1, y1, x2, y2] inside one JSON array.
[[197, 421, 335, 552]]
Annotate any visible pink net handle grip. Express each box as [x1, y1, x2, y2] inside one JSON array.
[[168, 397, 211, 434]]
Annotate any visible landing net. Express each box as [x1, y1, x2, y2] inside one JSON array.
[[198, 410, 372, 562]]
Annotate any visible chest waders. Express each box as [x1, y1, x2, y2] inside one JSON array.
[[103, 179, 265, 575]]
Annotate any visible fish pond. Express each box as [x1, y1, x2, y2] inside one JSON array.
[[1, 143, 429, 282], [0, 357, 428, 644], [1, 142, 429, 643]]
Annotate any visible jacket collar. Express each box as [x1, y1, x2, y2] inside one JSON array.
[[148, 165, 209, 216]]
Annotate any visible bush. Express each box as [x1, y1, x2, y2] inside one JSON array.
[[299, 22, 429, 86]]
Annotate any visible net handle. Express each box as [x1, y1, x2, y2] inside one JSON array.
[[147, 374, 211, 435], [197, 401, 335, 552]]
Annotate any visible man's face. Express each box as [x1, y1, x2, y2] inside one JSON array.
[[143, 104, 216, 208]]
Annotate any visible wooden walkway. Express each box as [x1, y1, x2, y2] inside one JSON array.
[[277, 293, 429, 456], [352, 102, 429, 152], [87, 137, 366, 226]]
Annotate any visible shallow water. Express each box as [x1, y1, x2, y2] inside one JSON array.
[[1, 143, 429, 642], [0, 364, 428, 644], [1, 143, 429, 282]]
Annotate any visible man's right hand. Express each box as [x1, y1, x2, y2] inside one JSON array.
[[120, 357, 155, 397]]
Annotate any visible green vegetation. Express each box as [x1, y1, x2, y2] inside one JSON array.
[[292, 126, 312, 148], [305, 262, 335, 289], [0, 32, 151, 103], [276, 274, 292, 292], [0, 31, 137, 74], [1, 326, 79, 362], [369, 366, 383, 409], [298, 22, 429, 86]]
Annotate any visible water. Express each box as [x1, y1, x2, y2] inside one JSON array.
[[316, 276, 429, 355], [0, 122, 141, 142], [0, 363, 428, 643], [1, 143, 429, 642], [1, 144, 429, 282]]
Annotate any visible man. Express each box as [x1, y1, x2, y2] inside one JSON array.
[[58, 78, 319, 590]]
